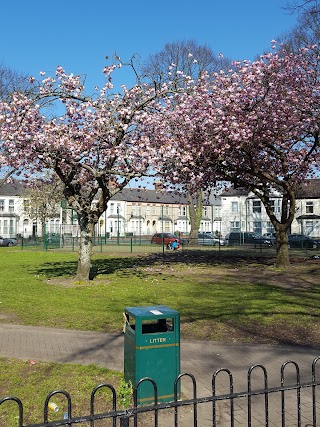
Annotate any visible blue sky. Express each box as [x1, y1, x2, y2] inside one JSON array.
[[1, 0, 299, 93]]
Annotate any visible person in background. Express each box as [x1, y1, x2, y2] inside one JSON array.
[[171, 239, 180, 250]]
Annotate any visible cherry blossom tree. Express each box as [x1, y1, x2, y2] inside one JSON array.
[[145, 44, 320, 268], [0, 63, 30, 187], [143, 40, 231, 243], [0, 62, 181, 282]]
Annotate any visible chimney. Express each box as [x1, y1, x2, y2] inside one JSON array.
[[154, 180, 163, 192]]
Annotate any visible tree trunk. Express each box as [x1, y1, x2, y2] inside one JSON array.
[[255, 186, 296, 270], [275, 228, 290, 269], [75, 222, 94, 283], [188, 191, 202, 246]]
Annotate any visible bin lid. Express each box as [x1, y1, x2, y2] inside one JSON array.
[[124, 305, 179, 319]]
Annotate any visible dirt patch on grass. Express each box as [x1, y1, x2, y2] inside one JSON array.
[[151, 252, 320, 346], [181, 319, 320, 346], [43, 251, 320, 346], [46, 277, 111, 287], [0, 312, 21, 324]]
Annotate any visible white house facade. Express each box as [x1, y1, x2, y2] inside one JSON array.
[[0, 181, 33, 239], [5, 179, 320, 240], [220, 179, 320, 238], [94, 189, 222, 238], [0, 181, 222, 239]]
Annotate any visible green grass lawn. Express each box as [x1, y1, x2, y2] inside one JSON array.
[[0, 358, 123, 427], [1, 248, 320, 426], [1, 248, 320, 344]]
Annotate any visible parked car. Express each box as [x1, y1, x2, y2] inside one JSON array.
[[198, 233, 224, 246], [262, 233, 276, 245], [46, 234, 60, 244], [151, 233, 182, 246], [226, 232, 272, 246], [287, 234, 320, 249], [0, 236, 17, 247]]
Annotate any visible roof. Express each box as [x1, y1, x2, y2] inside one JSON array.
[[296, 179, 320, 199], [0, 180, 221, 206], [111, 188, 221, 206], [296, 214, 320, 220], [110, 188, 189, 204], [107, 214, 126, 220], [0, 181, 190, 205], [0, 180, 28, 197], [220, 187, 250, 197], [206, 194, 222, 206], [221, 179, 320, 199], [158, 215, 172, 221]]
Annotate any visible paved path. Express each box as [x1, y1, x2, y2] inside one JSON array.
[[0, 323, 320, 426]]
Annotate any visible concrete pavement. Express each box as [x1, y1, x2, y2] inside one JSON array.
[[0, 323, 319, 425]]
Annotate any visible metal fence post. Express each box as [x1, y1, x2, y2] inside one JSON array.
[[120, 414, 130, 427]]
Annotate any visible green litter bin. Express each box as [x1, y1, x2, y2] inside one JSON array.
[[124, 305, 180, 405]]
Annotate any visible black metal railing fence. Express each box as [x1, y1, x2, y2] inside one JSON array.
[[1, 357, 320, 427]]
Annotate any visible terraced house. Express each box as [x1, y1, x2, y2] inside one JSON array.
[[103, 188, 221, 238], [0, 180, 31, 239], [220, 179, 320, 239], [3, 179, 319, 241], [0, 181, 222, 239]]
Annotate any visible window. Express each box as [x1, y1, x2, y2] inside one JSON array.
[[306, 221, 314, 235], [164, 221, 170, 232], [266, 222, 275, 235], [115, 220, 121, 233], [203, 206, 208, 216], [23, 199, 30, 210], [275, 199, 281, 214], [252, 200, 261, 213], [230, 221, 240, 232], [3, 220, 8, 235], [179, 206, 187, 216], [231, 201, 238, 213], [0, 200, 4, 212], [9, 219, 14, 235], [269, 200, 275, 212], [9, 199, 14, 213], [204, 221, 210, 232], [110, 203, 114, 214], [306, 201, 314, 214], [253, 221, 262, 235], [269, 199, 281, 214]]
